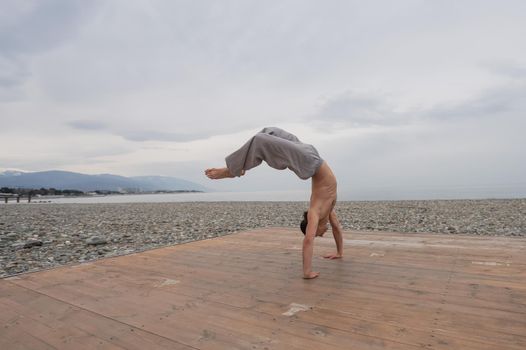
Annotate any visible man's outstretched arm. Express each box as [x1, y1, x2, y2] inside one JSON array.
[[324, 210, 343, 259], [303, 211, 319, 279]]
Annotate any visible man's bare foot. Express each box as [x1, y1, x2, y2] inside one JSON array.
[[303, 271, 320, 279], [205, 167, 235, 179]]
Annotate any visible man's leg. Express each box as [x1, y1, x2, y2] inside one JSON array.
[[205, 132, 260, 179], [260, 127, 301, 143], [206, 127, 320, 180], [206, 130, 296, 179], [227, 132, 301, 175]]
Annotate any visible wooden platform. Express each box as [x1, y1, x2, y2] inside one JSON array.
[[1, 228, 525, 350]]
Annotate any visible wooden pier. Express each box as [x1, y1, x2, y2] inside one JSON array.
[[1, 228, 525, 349], [0, 193, 31, 203]]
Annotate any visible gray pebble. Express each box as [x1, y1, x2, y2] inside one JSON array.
[[86, 236, 108, 245], [10, 242, 26, 250], [23, 240, 43, 248], [1, 199, 525, 277]]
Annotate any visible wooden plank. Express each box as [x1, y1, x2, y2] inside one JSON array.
[[0, 282, 194, 350], [2, 228, 525, 350], [8, 272, 422, 350]]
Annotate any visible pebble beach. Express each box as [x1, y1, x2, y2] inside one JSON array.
[[1, 199, 525, 277]]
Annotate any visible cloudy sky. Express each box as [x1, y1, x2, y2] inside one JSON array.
[[1, 0, 525, 199]]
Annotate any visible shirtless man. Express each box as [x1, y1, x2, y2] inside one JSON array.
[[205, 127, 343, 279]]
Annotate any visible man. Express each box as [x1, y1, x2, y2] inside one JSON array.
[[205, 127, 343, 279]]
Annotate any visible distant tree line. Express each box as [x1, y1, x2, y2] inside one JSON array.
[[1, 187, 203, 196], [0, 187, 84, 196]]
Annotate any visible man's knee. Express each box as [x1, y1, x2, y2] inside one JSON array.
[[260, 127, 275, 135], [253, 132, 272, 145], [260, 127, 300, 142]]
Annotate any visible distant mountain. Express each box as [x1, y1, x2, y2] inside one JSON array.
[[0, 170, 24, 177], [0, 170, 208, 192]]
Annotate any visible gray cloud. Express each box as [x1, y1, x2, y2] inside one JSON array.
[[311, 77, 526, 130], [66, 120, 108, 131], [1, 1, 526, 198], [421, 62, 526, 122], [321, 112, 526, 199], [66, 120, 223, 143], [0, 55, 30, 101], [65, 118, 212, 142], [80, 146, 135, 159], [0, 157, 73, 172], [312, 92, 411, 128], [0, 56, 29, 87], [425, 82, 526, 121], [0, 0, 96, 99], [117, 130, 207, 143], [0, 0, 90, 55], [483, 61, 526, 80]]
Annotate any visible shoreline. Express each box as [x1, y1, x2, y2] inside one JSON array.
[[2, 199, 525, 277]]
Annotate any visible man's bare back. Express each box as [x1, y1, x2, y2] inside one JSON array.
[[310, 161, 337, 223]]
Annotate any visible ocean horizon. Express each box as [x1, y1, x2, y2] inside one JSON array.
[[19, 188, 526, 204]]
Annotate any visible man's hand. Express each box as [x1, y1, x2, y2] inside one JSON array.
[[303, 271, 320, 279], [323, 252, 342, 260]]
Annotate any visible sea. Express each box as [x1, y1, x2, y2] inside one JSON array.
[[21, 186, 526, 204], [33, 191, 312, 204]]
